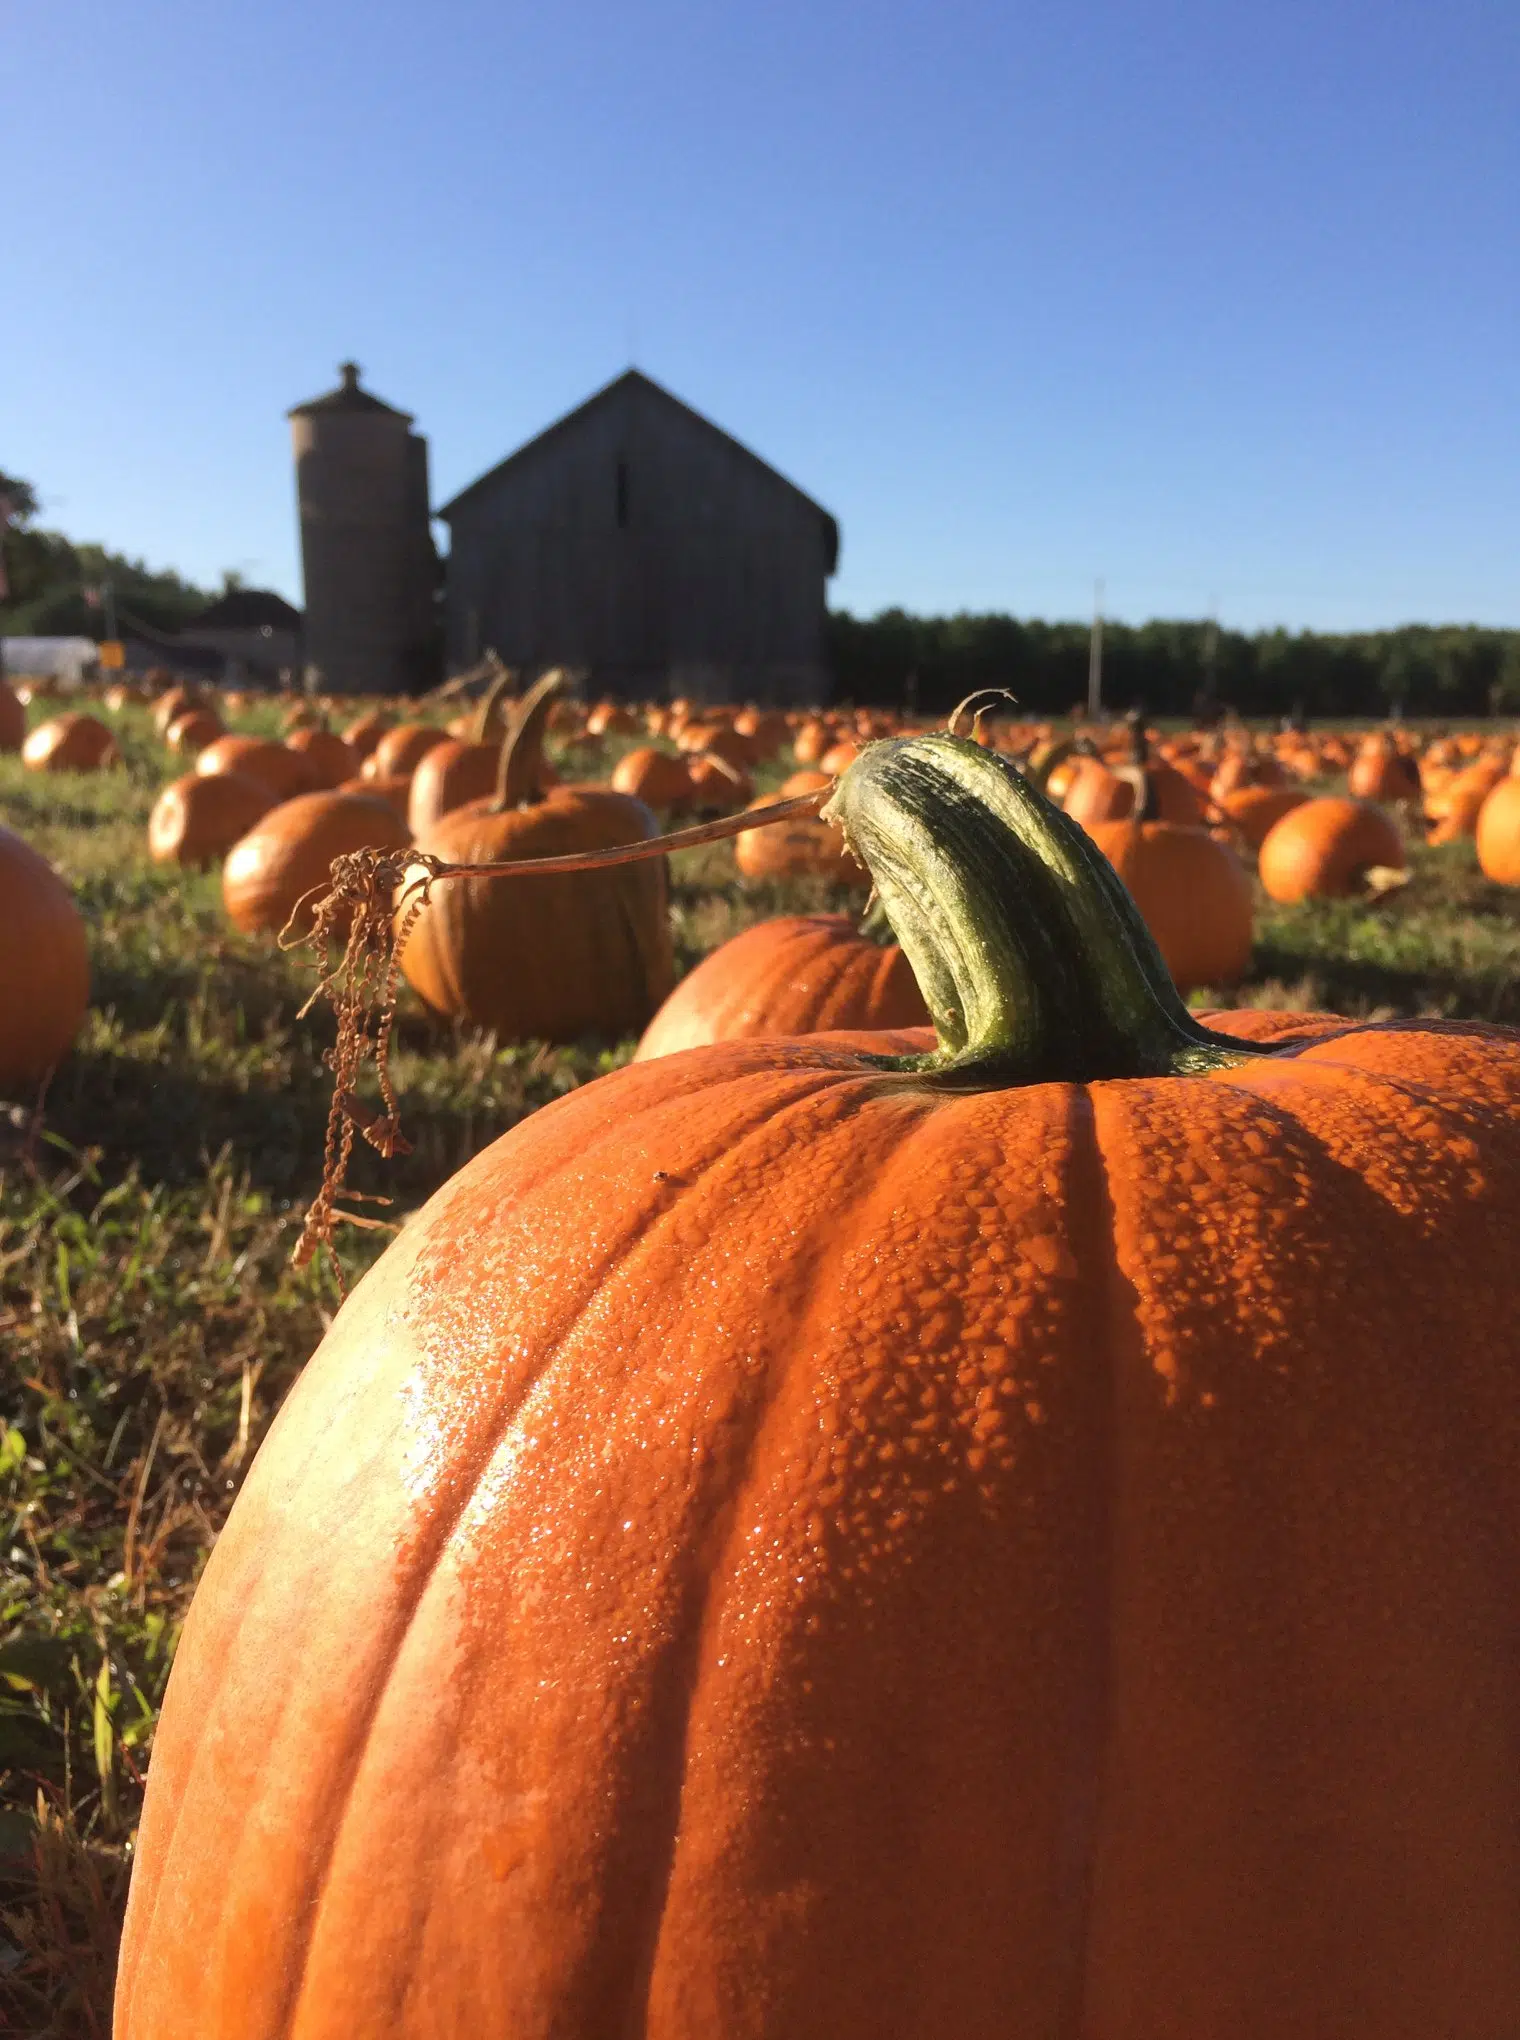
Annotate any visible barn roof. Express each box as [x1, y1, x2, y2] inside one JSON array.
[[288, 362, 413, 423], [188, 588, 303, 632], [437, 369, 839, 570]]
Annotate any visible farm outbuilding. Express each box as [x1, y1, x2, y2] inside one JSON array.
[[439, 370, 839, 705]]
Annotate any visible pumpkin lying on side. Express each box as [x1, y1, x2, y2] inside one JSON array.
[[635, 912, 928, 1059], [148, 772, 277, 869], [118, 735, 1520, 2040], [22, 714, 118, 773], [0, 825, 90, 1090]]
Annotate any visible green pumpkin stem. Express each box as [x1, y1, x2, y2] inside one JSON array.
[[493, 669, 564, 811], [823, 733, 1266, 1084]]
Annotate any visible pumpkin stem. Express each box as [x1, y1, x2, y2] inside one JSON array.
[[823, 734, 1267, 1084], [470, 662, 520, 745], [492, 669, 563, 811]]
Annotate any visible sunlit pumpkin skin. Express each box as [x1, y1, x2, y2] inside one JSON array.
[[635, 914, 928, 1060], [148, 772, 277, 868], [341, 712, 391, 760], [151, 686, 201, 736], [285, 727, 359, 790], [196, 736, 316, 804], [610, 745, 694, 812], [685, 752, 755, 813], [222, 791, 411, 937], [1475, 777, 1520, 885], [371, 723, 450, 780], [0, 680, 25, 752], [1213, 784, 1307, 851], [398, 787, 674, 1043], [117, 733, 1520, 2040], [1348, 737, 1422, 803], [21, 714, 118, 772], [166, 708, 225, 756], [337, 772, 412, 823], [1257, 796, 1406, 903], [1082, 820, 1254, 990], [734, 795, 865, 886], [0, 826, 91, 1090]]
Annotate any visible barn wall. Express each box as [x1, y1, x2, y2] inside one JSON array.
[[443, 382, 834, 704]]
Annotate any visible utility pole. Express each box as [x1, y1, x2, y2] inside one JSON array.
[[1087, 578, 1104, 719]]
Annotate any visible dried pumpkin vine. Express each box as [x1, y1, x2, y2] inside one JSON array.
[[281, 787, 833, 1284]]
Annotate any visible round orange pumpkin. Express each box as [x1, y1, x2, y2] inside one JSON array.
[[21, 714, 118, 773], [398, 679, 675, 1043], [407, 671, 521, 836], [0, 825, 90, 1089], [196, 736, 316, 804], [285, 726, 360, 790], [734, 791, 865, 886], [635, 913, 928, 1059], [148, 771, 277, 869], [1475, 777, 1520, 885], [118, 734, 1520, 2039], [1082, 819, 1254, 990], [222, 790, 411, 937], [610, 745, 694, 813], [370, 722, 450, 780], [1257, 796, 1407, 903], [166, 708, 225, 756]]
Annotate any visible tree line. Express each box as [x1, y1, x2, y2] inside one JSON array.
[[826, 609, 1520, 721]]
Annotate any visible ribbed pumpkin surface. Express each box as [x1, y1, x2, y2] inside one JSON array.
[[118, 1009, 1520, 2039]]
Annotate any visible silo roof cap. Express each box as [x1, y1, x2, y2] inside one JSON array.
[[288, 361, 413, 422]]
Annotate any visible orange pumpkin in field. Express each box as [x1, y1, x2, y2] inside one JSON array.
[[0, 825, 90, 1090], [166, 708, 225, 756], [196, 736, 316, 804], [407, 671, 521, 836], [1475, 777, 1520, 885], [1213, 784, 1308, 851], [734, 792, 865, 887], [610, 745, 694, 813], [398, 676, 675, 1043], [222, 790, 411, 937], [118, 733, 1520, 2040], [148, 772, 276, 869], [371, 722, 450, 780], [22, 714, 118, 772], [285, 726, 360, 790], [635, 913, 928, 1059], [1081, 819, 1254, 990], [1257, 797, 1407, 903]]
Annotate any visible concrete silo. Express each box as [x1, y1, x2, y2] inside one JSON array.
[[288, 363, 439, 695]]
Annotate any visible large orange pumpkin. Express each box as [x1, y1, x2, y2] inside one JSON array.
[[0, 826, 90, 1089], [196, 736, 316, 804], [118, 733, 1520, 2039], [635, 912, 928, 1059], [1475, 777, 1520, 884], [397, 678, 675, 1042], [406, 669, 521, 836]]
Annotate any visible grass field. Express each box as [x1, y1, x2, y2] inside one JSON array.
[[3, 701, 1519, 2034]]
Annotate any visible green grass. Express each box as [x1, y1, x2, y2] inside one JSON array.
[[2, 703, 1519, 2033]]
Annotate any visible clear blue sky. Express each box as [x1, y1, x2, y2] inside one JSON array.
[[6, 0, 1517, 630]]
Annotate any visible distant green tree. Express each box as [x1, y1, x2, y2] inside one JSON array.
[[0, 474, 217, 639]]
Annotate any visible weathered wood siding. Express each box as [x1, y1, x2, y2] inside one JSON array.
[[441, 376, 836, 704]]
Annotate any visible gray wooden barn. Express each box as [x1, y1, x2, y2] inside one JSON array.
[[438, 370, 839, 704]]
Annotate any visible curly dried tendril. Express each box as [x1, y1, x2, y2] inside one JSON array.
[[283, 787, 833, 1284]]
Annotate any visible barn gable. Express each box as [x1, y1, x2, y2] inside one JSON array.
[[438, 370, 839, 704]]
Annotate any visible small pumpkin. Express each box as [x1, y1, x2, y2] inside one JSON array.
[[222, 790, 411, 937], [22, 714, 118, 772], [148, 772, 277, 869], [342, 713, 392, 761], [734, 792, 865, 887], [610, 745, 694, 813], [635, 913, 928, 1060], [1258, 796, 1407, 903], [0, 825, 90, 1090], [407, 669, 522, 837], [370, 722, 451, 780], [398, 675, 675, 1043], [196, 736, 316, 804], [166, 708, 225, 756], [286, 727, 360, 790], [1475, 778, 1520, 885], [1347, 734, 1421, 804], [1081, 819, 1254, 990]]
